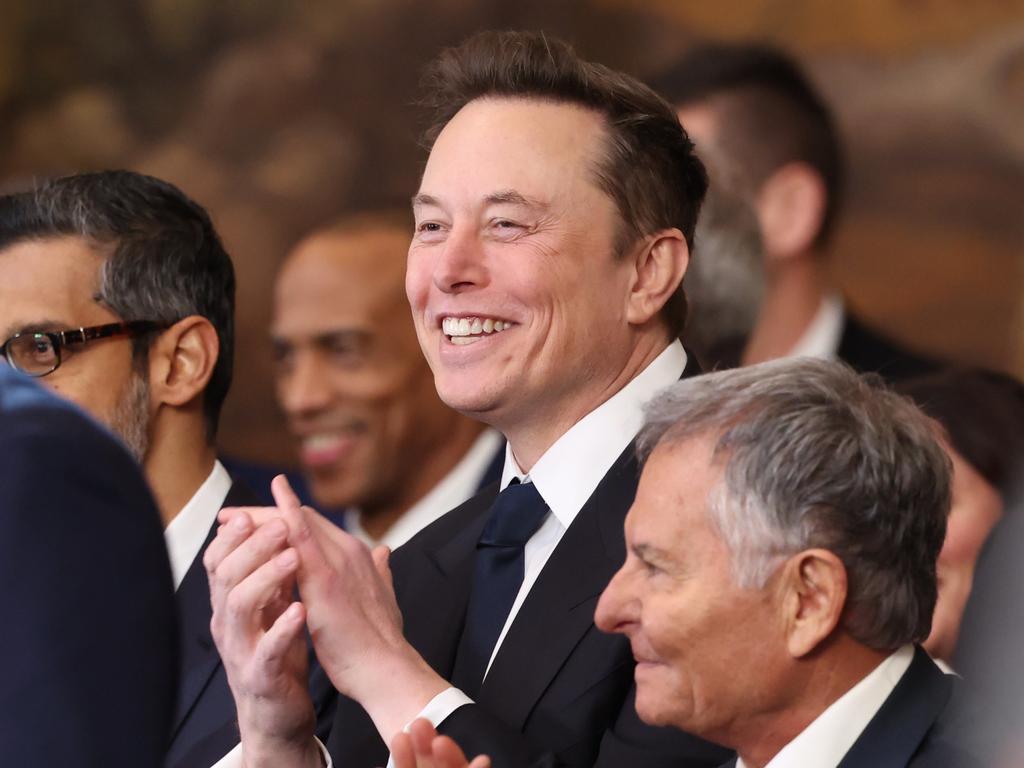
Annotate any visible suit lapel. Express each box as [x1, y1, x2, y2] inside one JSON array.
[[474, 446, 640, 728], [837, 647, 952, 768], [170, 482, 254, 738]]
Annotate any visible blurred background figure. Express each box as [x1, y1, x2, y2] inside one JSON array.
[[899, 368, 1024, 763], [654, 42, 941, 380], [270, 211, 503, 547], [0, 364, 176, 767], [897, 368, 1024, 668]]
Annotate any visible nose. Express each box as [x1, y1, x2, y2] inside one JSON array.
[[433, 225, 488, 294], [278, 350, 333, 418], [594, 564, 637, 636]]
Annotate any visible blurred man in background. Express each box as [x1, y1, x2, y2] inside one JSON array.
[[0, 170, 332, 768], [270, 211, 503, 548], [0, 364, 177, 767], [654, 42, 941, 380]]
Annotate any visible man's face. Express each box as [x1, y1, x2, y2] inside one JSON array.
[[925, 437, 1003, 662], [407, 98, 637, 434], [0, 236, 149, 459], [272, 226, 452, 510], [595, 438, 788, 742]]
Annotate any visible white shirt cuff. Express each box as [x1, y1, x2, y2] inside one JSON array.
[[384, 687, 474, 768], [208, 738, 332, 768]]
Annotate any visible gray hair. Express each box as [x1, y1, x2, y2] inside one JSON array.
[[639, 357, 951, 650]]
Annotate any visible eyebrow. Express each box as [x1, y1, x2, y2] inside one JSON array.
[[270, 328, 370, 346], [632, 542, 675, 567]]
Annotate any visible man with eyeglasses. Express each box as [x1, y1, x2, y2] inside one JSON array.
[[0, 170, 331, 768]]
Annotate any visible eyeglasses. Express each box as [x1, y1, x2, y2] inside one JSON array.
[[1, 321, 166, 378]]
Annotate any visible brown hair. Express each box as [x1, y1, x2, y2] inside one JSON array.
[[419, 30, 708, 337]]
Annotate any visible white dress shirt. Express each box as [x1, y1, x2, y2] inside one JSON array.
[[787, 293, 845, 361], [164, 460, 232, 589], [411, 341, 689, 731], [737, 645, 916, 768], [344, 428, 505, 550], [218, 343, 687, 768]]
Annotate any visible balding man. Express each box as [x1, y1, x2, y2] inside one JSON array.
[[270, 212, 503, 547]]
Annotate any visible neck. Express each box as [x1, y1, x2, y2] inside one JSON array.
[[359, 415, 486, 541], [503, 331, 671, 472], [733, 639, 890, 768], [742, 256, 828, 365], [144, 417, 218, 528]]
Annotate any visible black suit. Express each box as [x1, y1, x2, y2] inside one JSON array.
[[326, 353, 730, 767], [0, 367, 176, 766], [167, 482, 337, 768], [719, 648, 986, 768], [837, 313, 942, 383]]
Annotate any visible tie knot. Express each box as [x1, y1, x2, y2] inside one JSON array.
[[479, 480, 549, 548]]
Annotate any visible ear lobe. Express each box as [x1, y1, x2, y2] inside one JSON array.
[[781, 549, 847, 658], [148, 316, 219, 409], [756, 163, 827, 261], [625, 229, 690, 327]]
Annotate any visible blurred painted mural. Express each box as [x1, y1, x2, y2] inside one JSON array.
[[1, 0, 1022, 466]]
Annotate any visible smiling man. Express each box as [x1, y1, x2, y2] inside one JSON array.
[[271, 211, 502, 546], [397, 359, 985, 768], [594, 359, 982, 767], [205, 30, 729, 768]]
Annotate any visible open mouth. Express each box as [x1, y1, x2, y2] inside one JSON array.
[[441, 315, 515, 346]]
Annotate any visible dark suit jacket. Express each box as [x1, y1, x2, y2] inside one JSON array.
[[0, 367, 177, 766], [326, 354, 730, 767], [837, 313, 942, 383], [167, 482, 338, 768], [720, 647, 986, 768]]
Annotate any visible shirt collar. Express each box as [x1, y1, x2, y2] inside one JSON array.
[[163, 460, 232, 589], [787, 293, 845, 360], [738, 644, 916, 768], [500, 340, 687, 531], [346, 428, 505, 549]]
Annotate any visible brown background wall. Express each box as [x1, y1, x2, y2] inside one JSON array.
[[2, 0, 1022, 467]]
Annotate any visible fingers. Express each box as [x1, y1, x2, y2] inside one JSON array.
[[390, 731, 418, 768], [408, 718, 439, 755], [214, 546, 299, 658], [432, 735, 480, 768], [255, 600, 307, 670], [204, 510, 254, 576], [208, 517, 291, 612]]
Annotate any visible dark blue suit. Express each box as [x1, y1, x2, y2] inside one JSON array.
[[719, 647, 987, 768], [0, 366, 177, 766]]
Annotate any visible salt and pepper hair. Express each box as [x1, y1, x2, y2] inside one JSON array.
[[638, 358, 951, 651], [0, 170, 235, 441]]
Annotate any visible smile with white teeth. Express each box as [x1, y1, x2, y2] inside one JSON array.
[[441, 316, 512, 345]]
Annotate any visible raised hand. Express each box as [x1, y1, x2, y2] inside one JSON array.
[[390, 719, 492, 768], [254, 476, 450, 745], [204, 497, 321, 768]]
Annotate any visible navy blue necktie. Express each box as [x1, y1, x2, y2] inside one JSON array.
[[451, 479, 550, 697]]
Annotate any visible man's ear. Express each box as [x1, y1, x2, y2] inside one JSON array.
[[778, 548, 847, 658], [147, 316, 219, 409], [625, 229, 690, 326], [756, 162, 827, 261]]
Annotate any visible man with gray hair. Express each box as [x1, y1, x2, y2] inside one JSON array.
[[395, 358, 984, 767], [594, 357, 982, 767]]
